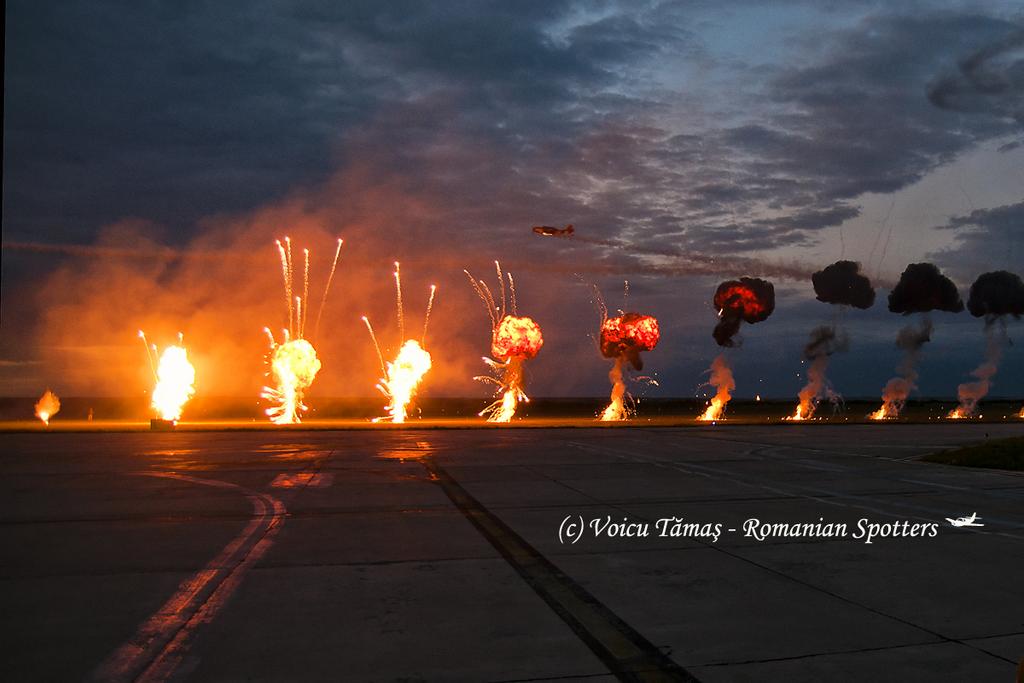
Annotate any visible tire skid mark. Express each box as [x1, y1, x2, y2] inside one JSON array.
[[92, 472, 286, 683]]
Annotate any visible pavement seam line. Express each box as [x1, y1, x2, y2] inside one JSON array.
[[567, 440, 1020, 667], [422, 457, 700, 683]]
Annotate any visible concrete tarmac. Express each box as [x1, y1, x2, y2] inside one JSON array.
[[1, 423, 1022, 681]]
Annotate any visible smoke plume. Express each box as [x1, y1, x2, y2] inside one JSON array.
[[712, 277, 776, 347], [699, 353, 735, 421], [790, 261, 875, 419], [949, 270, 1024, 417], [871, 319, 933, 419], [792, 326, 849, 420]]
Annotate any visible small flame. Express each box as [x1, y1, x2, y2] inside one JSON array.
[[698, 354, 734, 422], [147, 338, 196, 422], [35, 389, 60, 425], [600, 358, 628, 421], [478, 357, 528, 423], [788, 404, 811, 421]]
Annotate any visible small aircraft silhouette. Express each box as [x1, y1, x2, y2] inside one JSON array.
[[532, 224, 574, 237], [945, 512, 984, 527]]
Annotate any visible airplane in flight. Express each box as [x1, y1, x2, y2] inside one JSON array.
[[532, 224, 574, 237], [945, 512, 984, 527]]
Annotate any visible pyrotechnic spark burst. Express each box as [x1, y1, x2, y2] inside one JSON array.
[[140, 331, 196, 422], [34, 389, 60, 425], [593, 284, 660, 421], [261, 237, 343, 424], [699, 354, 734, 421], [363, 263, 437, 423], [465, 261, 543, 422]]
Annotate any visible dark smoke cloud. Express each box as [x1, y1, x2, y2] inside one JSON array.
[[811, 260, 875, 309], [888, 263, 964, 315], [966, 270, 1024, 319], [712, 277, 775, 347]]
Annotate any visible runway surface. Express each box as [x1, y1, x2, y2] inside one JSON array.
[[1, 423, 1022, 681]]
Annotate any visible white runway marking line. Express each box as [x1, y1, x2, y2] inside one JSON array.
[[92, 472, 286, 683]]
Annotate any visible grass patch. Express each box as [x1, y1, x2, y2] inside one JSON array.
[[923, 436, 1024, 471]]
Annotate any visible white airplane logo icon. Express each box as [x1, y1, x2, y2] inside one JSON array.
[[945, 512, 984, 528]]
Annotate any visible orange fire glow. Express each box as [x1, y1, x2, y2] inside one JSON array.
[[364, 263, 437, 423], [373, 340, 432, 423], [698, 354, 734, 422], [715, 284, 768, 318], [492, 315, 544, 361], [600, 313, 660, 360], [261, 237, 342, 424], [34, 389, 60, 425], [465, 262, 542, 422], [140, 331, 196, 422], [262, 334, 321, 424], [869, 377, 910, 420], [598, 312, 660, 421]]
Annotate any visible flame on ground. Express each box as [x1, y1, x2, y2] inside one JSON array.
[[947, 322, 1005, 419], [870, 320, 932, 421], [477, 356, 528, 422], [598, 311, 660, 421], [140, 331, 196, 422], [465, 262, 542, 422], [262, 334, 321, 424], [364, 263, 437, 423], [261, 236, 342, 424], [600, 357, 629, 421], [788, 355, 829, 421], [698, 354, 735, 421], [35, 389, 60, 425], [869, 377, 912, 420], [372, 340, 432, 423]]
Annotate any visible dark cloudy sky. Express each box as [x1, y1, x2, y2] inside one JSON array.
[[3, 0, 1023, 404]]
